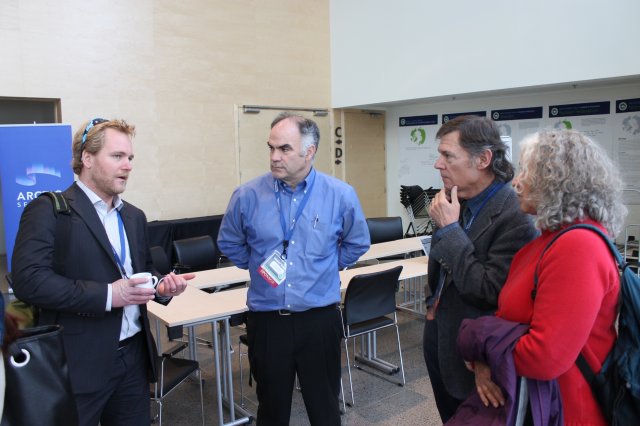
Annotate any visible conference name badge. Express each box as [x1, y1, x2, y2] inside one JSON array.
[[258, 251, 287, 288]]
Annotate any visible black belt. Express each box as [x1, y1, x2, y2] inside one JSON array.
[[118, 333, 140, 350], [255, 304, 338, 316]]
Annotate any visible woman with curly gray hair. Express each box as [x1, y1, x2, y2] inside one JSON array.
[[455, 130, 626, 425]]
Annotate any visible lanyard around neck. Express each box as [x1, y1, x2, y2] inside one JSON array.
[[274, 173, 315, 259], [110, 210, 128, 278], [463, 183, 504, 233]]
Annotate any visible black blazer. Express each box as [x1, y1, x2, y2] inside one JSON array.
[[12, 182, 165, 394]]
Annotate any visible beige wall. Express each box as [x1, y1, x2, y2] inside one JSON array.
[[0, 0, 331, 220]]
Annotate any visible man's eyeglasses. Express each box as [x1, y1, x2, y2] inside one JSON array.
[[81, 118, 108, 146]]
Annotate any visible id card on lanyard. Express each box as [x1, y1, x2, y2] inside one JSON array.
[[258, 251, 287, 288], [257, 174, 316, 288]]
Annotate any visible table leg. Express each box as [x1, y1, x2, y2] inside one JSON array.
[[355, 332, 399, 374], [212, 318, 252, 426]]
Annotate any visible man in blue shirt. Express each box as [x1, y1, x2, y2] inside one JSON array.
[[218, 112, 370, 425]]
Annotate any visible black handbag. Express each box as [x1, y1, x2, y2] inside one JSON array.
[[2, 325, 79, 426]]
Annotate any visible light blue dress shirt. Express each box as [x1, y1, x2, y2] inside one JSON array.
[[218, 169, 370, 312]]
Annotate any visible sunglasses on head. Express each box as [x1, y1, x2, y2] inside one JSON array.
[[81, 118, 109, 146]]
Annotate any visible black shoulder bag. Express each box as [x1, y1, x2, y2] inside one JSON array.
[[2, 192, 79, 426]]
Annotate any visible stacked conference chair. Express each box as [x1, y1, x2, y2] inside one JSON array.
[[399, 185, 438, 236]]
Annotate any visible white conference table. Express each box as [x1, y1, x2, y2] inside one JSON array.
[[188, 255, 428, 292], [148, 285, 251, 426], [189, 266, 250, 290], [187, 236, 425, 291], [148, 238, 428, 424], [149, 256, 427, 328], [340, 256, 427, 289], [359, 236, 423, 261]]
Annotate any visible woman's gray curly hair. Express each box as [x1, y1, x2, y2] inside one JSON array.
[[516, 129, 627, 236]]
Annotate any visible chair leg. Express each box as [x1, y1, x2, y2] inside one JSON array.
[[238, 341, 245, 407], [339, 376, 346, 414], [197, 368, 205, 426], [394, 316, 406, 386], [344, 336, 355, 406], [150, 394, 160, 424]]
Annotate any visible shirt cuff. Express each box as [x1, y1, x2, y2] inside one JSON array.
[[106, 283, 112, 311], [425, 295, 435, 308], [433, 222, 460, 242], [155, 276, 172, 303]]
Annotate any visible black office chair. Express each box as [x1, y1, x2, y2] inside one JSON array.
[[341, 265, 406, 407], [150, 342, 204, 426], [366, 217, 407, 262], [150, 246, 172, 276], [172, 236, 222, 347], [172, 235, 220, 273], [367, 217, 403, 244]]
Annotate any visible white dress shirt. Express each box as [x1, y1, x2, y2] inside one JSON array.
[[76, 180, 142, 341]]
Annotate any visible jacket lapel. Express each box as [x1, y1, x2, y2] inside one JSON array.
[[465, 184, 510, 241], [64, 183, 121, 273]]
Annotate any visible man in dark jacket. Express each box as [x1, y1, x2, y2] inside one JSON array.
[[12, 118, 194, 425], [423, 115, 537, 422]]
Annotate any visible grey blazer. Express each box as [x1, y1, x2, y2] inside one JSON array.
[[426, 183, 537, 399]]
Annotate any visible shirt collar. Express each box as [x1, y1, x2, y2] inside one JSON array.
[[76, 179, 124, 211], [276, 168, 316, 193]]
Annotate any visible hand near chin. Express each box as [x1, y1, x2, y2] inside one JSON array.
[[429, 186, 461, 228]]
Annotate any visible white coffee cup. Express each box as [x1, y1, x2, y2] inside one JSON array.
[[131, 272, 158, 289]]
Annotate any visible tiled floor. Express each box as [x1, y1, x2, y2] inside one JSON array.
[[152, 309, 442, 426], [2, 255, 444, 425]]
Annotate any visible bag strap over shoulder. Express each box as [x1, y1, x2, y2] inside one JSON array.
[[41, 191, 71, 215], [532, 223, 624, 301], [38, 191, 73, 276], [532, 223, 625, 387]]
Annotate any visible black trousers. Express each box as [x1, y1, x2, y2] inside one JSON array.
[[423, 319, 465, 423], [247, 305, 343, 426], [74, 332, 150, 426]]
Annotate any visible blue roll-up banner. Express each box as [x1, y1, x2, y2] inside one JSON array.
[[0, 124, 74, 270]]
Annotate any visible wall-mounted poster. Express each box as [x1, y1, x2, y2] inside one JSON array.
[[491, 106, 544, 163], [397, 114, 440, 190], [614, 98, 640, 205]]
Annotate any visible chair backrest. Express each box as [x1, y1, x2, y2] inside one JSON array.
[[343, 265, 403, 326], [172, 235, 219, 272], [367, 217, 403, 244], [150, 246, 172, 275]]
